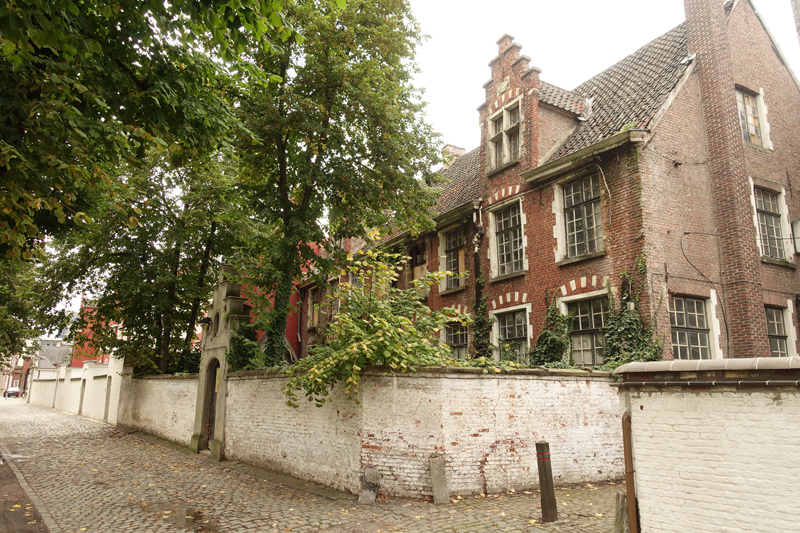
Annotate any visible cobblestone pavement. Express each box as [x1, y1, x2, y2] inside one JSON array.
[[0, 401, 621, 533]]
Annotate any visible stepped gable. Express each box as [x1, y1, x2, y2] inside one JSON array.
[[539, 81, 583, 115], [550, 23, 690, 161], [432, 146, 481, 216]]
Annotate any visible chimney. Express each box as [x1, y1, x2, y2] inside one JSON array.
[[479, 35, 541, 176], [684, 0, 770, 357], [442, 144, 466, 169]]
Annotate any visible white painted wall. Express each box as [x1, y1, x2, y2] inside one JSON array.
[[28, 358, 126, 423], [28, 378, 56, 407], [117, 374, 199, 447], [222, 369, 622, 497], [359, 370, 622, 497], [224, 374, 363, 494], [624, 387, 800, 533]]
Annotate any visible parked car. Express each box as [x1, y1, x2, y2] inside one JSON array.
[[4, 387, 21, 398]]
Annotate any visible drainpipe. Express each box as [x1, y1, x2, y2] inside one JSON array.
[[622, 410, 639, 532], [472, 199, 485, 345], [296, 288, 305, 360]]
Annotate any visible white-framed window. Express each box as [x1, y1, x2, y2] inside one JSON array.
[[754, 188, 785, 260], [487, 199, 528, 279], [308, 287, 321, 328], [765, 306, 788, 357], [552, 172, 604, 263], [736, 88, 772, 149], [409, 239, 429, 297], [568, 297, 608, 366], [669, 296, 714, 360], [498, 309, 528, 363], [564, 174, 603, 258], [495, 203, 523, 275], [442, 227, 465, 290], [750, 179, 792, 262], [489, 303, 532, 363], [487, 99, 522, 171], [445, 323, 469, 359]]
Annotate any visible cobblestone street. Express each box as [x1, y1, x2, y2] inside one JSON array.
[[0, 401, 620, 532]]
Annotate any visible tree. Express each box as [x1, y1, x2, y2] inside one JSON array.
[[235, 0, 443, 358], [0, 0, 293, 260], [42, 153, 241, 374], [283, 250, 468, 407], [0, 261, 49, 361]]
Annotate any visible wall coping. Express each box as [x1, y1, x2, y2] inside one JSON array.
[[615, 356, 800, 374], [227, 365, 613, 381], [135, 373, 200, 380], [613, 356, 800, 389]]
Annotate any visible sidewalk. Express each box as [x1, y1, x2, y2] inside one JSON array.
[[0, 401, 621, 532]]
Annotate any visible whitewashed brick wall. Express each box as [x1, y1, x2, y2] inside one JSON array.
[[625, 387, 800, 533], [224, 369, 622, 497], [360, 370, 622, 497], [224, 374, 363, 494], [117, 375, 199, 447]]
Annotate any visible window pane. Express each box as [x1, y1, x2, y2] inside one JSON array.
[[563, 175, 602, 258], [496, 205, 522, 275], [509, 129, 519, 161]]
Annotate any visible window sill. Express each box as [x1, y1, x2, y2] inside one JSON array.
[[743, 141, 773, 153], [761, 256, 796, 269], [439, 285, 467, 296], [487, 159, 520, 178], [557, 250, 606, 267], [489, 270, 526, 284]]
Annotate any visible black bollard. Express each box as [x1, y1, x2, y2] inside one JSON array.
[[536, 441, 558, 522]]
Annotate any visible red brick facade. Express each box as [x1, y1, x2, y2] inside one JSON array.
[[299, 0, 800, 363]]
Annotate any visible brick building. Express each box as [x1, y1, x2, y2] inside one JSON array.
[[299, 0, 800, 363]]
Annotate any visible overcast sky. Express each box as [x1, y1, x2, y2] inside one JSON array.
[[410, 0, 800, 151]]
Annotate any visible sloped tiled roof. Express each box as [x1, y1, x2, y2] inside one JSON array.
[[37, 346, 72, 368], [432, 147, 482, 216], [539, 81, 583, 115], [549, 23, 690, 161]]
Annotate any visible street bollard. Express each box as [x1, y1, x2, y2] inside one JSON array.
[[535, 441, 558, 522]]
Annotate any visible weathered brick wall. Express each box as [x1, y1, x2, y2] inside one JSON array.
[[360, 369, 623, 497], [222, 368, 622, 498], [624, 386, 800, 532], [224, 373, 363, 494], [117, 374, 199, 447], [537, 104, 578, 164]]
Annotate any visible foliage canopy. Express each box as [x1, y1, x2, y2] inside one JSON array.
[[0, 0, 291, 260], [42, 153, 240, 374], [233, 0, 443, 358], [283, 250, 469, 407]]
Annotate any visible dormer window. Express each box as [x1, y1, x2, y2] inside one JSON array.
[[488, 100, 522, 171]]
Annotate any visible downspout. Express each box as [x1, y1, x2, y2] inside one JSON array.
[[622, 410, 639, 532], [296, 288, 305, 360], [472, 199, 485, 341]]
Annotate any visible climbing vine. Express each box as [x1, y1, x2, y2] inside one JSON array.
[[529, 295, 573, 367], [471, 275, 494, 359], [601, 253, 664, 370], [282, 250, 471, 407]]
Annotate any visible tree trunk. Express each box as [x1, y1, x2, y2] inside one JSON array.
[[263, 253, 296, 362], [184, 221, 217, 352]]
